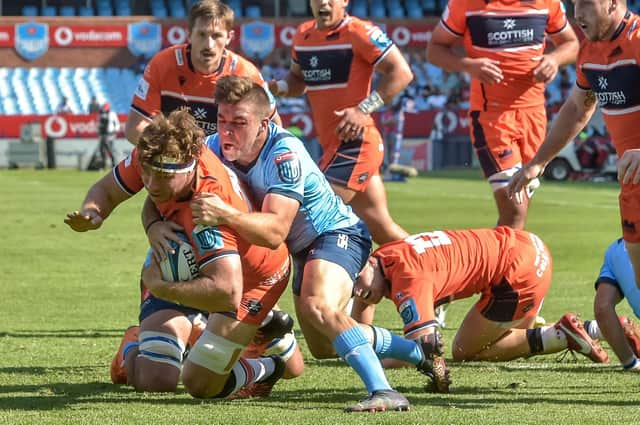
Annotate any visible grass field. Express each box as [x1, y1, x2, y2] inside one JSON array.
[[2, 168, 639, 425]]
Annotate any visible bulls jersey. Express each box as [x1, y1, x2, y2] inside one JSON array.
[[291, 16, 393, 149], [205, 122, 360, 254], [440, 0, 569, 109], [374, 227, 525, 323], [113, 148, 289, 288], [576, 12, 640, 156], [131, 45, 274, 135], [597, 238, 640, 318]]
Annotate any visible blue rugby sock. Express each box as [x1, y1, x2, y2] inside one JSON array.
[[370, 325, 424, 365], [333, 326, 391, 393]]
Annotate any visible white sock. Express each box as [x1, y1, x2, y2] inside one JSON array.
[[230, 357, 276, 392], [584, 320, 603, 340], [540, 325, 568, 351]]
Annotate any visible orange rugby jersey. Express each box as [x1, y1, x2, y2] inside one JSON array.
[[292, 16, 393, 147], [441, 0, 568, 110], [131, 45, 270, 135], [575, 12, 640, 156], [374, 227, 519, 325], [114, 148, 290, 289]]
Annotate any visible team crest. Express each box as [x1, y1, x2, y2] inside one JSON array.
[[399, 298, 419, 326], [275, 151, 301, 184], [193, 225, 224, 251], [15, 22, 49, 61], [240, 20, 275, 60], [127, 21, 162, 58]]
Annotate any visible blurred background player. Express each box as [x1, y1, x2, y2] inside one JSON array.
[[427, 0, 579, 229], [125, 0, 280, 144], [353, 227, 609, 390], [97, 102, 120, 169], [194, 76, 414, 412], [509, 0, 640, 299], [269, 0, 413, 245], [65, 110, 296, 398], [580, 238, 640, 371]]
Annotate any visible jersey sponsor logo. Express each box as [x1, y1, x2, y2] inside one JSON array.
[[583, 63, 640, 110], [468, 15, 546, 49], [367, 25, 393, 50], [15, 22, 49, 61], [275, 151, 302, 184], [134, 77, 150, 100], [193, 225, 224, 251], [399, 298, 419, 326], [175, 47, 184, 66], [296, 48, 354, 87], [241, 299, 263, 316], [127, 21, 162, 58]]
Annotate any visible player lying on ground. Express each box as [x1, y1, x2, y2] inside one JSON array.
[[353, 227, 609, 391], [65, 110, 299, 398]]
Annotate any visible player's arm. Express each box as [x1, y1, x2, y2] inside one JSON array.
[[426, 23, 503, 84], [141, 252, 243, 313], [593, 282, 639, 369], [124, 110, 151, 145], [373, 45, 413, 103], [508, 86, 597, 201], [269, 63, 307, 97], [64, 172, 131, 232], [141, 196, 184, 262], [192, 192, 298, 249], [533, 28, 579, 83]]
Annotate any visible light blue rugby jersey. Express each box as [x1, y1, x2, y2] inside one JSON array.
[[597, 238, 640, 318], [205, 121, 360, 253]]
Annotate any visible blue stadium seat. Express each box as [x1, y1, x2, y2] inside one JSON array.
[[370, 5, 386, 18], [42, 6, 56, 16], [21, 5, 38, 16], [79, 6, 95, 16], [422, 0, 438, 13], [97, 6, 112, 16], [245, 5, 261, 18], [168, 0, 186, 18], [59, 5, 76, 16]]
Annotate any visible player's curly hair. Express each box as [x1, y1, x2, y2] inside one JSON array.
[[188, 0, 234, 33], [137, 109, 203, 168], [215, 75, 271, 118]]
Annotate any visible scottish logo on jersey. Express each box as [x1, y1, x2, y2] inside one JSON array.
[[240, 20, 275, 60], [15, 22, 49, 61], [468, 15, 547, 50], [193, 225, 224, 251], [583, 63, 640, 111], [275, 151, 301, 184], [127, 21, 162, 58]]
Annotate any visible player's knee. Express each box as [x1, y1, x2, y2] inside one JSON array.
[[134, 331, 185, 392]]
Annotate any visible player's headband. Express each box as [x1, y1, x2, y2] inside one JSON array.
[[148, 155, 196, 174]]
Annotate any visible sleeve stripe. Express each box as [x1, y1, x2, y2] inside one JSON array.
[[130, 104, 153, 120], [267, 187, 304, 203], [575, 81, 591, 90], [547, 20, 568, 35], [198, 250, 240, 269], [113, 166, 139, 196], [441, 21, 463, 37], [372, 43, 394, 66]]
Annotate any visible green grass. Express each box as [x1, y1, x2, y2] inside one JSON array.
[[2, 169, 639, 424]]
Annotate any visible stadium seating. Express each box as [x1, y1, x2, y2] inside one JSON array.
[[0, 67, 140, 115]]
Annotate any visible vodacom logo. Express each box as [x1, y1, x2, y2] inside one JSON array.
[[54, 26, 74, 46], [166, 26, 187, 45], [391, 26, 411, 47], [290, 113, 313, 136], [279, 26, 296, 47], [44, 116, 68, 138]]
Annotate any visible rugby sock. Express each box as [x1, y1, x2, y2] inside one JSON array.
[[526, 328, 544, 354], [122, 342, 139, 361], [540, 325, 567, 352], [333, 326, 392, 393], [228, 357, 276, 393], [369, 325, 424, 364], [583, 320, 603, 340]]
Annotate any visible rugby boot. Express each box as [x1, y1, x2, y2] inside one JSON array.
[[344, 390, 411, 413], [556, 313, 609, 363], [619, 316, 640, 357], [110, 325, 139, 384]]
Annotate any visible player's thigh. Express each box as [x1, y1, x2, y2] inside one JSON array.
[[516, 106, 547, 164], [620, 183, 640, 248], [452, 307, 514, 361], [469, 109, 522, 179]]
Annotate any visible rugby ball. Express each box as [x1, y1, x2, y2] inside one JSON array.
[[160, 233, 199, 282]]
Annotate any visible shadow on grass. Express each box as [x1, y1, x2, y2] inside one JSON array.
[[0, 329, 125, 338]]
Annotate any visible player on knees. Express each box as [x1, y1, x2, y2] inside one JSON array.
[[268, 0, 412, 245], [579, 239, 640, 371], [353, 227, 609, 391], [65, 110, 292, 397], [192, 75, 410, 412]]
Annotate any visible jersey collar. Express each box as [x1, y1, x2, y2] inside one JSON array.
[[610, 10, 632, 41]]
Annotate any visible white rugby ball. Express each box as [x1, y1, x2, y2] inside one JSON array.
[[160, 233, 199, 282]]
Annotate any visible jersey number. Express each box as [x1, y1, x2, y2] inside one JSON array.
[[405, 231, 452, 254]]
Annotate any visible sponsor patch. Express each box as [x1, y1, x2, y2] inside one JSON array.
[[193, 225, 224, 252], [275, 151, 301, 184], [368, 26, 392, 50], [134, 78, 150, 100], [399, 298, 419, 326]]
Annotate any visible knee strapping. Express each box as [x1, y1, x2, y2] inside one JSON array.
[[138, 331, 185, 370], [187, 330, 245, 374], [264, 331, 297, 362]]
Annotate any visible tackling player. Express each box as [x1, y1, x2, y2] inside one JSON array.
[[427, 0, 579, 229], [65, 110, 291, 398], [509, 0, 640, 298], [269, 0, 413, 245], [354, 227, 609, 389]]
